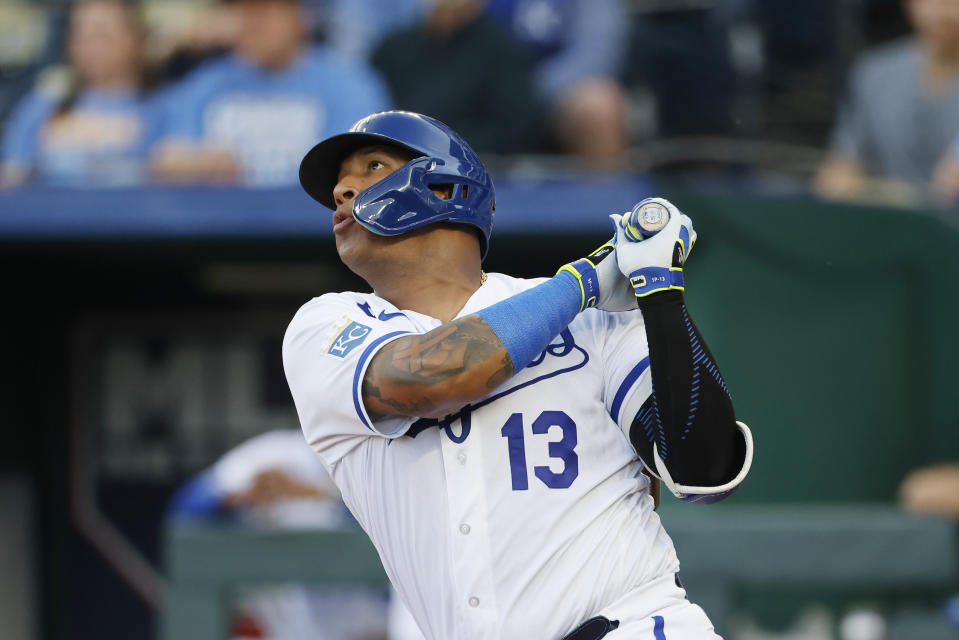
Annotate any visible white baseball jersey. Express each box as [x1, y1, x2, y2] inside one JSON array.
[[283, 273, 693, 640]]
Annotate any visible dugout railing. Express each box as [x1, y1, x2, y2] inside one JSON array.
[[161, 506, 959, 639]]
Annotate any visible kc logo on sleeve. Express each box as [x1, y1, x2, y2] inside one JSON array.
[[327, 320, 373, 358]]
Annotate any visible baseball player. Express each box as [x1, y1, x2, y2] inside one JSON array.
[[283, 110, 753, 640]]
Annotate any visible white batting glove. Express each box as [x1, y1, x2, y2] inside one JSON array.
[[556, 238, 637, 312], [611, 197, 697, 298]]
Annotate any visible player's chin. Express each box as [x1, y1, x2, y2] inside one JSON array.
[[335, 228, 376, 272], [334, 232, 359, 263], [337, 222, 406, 260]]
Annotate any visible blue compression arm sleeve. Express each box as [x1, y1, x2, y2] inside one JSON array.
[[477, 271, 582, 371]]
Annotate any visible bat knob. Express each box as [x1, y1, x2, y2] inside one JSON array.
[[624, 200, 670, 241]]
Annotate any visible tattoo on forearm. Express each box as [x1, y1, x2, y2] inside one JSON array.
[[361, 379, 437, 419], [486, 354, 512, 389], [362, 315, 514, 418], [390, 324, 463, 376]]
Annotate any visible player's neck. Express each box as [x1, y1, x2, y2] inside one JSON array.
[[372, 266, 483, 322], [366, 225, 482, 322]]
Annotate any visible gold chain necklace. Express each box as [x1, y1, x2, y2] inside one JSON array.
[[480, 271, 488, 285]]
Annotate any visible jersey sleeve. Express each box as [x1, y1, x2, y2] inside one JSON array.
[[599, 310, 653, 436], [282, 294, 417, 462]]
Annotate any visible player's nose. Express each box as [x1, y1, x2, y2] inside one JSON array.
[[332, 179, 358, 207]]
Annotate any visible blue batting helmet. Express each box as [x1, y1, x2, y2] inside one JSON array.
[[299, 111, 496, 258]]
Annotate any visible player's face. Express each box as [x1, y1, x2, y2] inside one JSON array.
[[331, 145, 420, 273]]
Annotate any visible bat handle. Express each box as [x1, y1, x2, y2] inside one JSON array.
[[625, 200, 670, 240]]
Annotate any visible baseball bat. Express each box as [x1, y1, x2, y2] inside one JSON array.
[[623, 200, 670, 241]]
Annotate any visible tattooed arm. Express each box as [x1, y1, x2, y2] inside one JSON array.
[[362, 263, 608, 421], [362, 315, 514, 420]]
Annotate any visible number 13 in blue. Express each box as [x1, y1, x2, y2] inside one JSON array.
[[500, 411, 578, 490]]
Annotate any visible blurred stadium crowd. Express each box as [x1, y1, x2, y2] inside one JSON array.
[[1, 0, 959, 206]]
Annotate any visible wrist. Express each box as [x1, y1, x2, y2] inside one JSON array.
[[628, 266, 685, 298], [556, 259, 600, 312], [636, 288, 684, 312]]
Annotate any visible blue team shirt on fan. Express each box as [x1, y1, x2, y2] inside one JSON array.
[[156, 47, 392, 186], [1, 87, 162, 186], [483, 0, 625, 100]]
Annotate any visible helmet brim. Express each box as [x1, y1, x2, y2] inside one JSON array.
[[299, 132, 423, 210]]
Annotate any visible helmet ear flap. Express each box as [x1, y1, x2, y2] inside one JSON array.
[[352, 158, 449, 234]]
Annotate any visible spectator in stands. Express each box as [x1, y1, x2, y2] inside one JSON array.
[[150, 0, 390, 187], [932, 136, 959, 203], [320, 0, 427, 62], [168, 429, 345, 527], [329, 0, 628, 163], [486, 0, 630, 165], [370, 0, 544, 155], [898, 463, 959, 640], [168, 430, 391, 639], [814, 0, 959, 202], [0, 0, 158, 188], [141, 1, 242, 83], [899, 463, 959, 520], [625, 2, 744, 139]]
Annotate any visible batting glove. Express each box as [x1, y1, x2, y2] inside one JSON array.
[[556, 239, 637, 312], [611, 197, 697, 298]]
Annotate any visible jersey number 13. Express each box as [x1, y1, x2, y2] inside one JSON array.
[[500, 411, 578, 490]]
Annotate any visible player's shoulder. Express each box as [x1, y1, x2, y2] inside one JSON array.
[[287, 290, 377, 330], [298, 289, 372, 309], [282, 290, 395, 367], [482, 271, 548, 296], [467, 271, 548, 313]]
